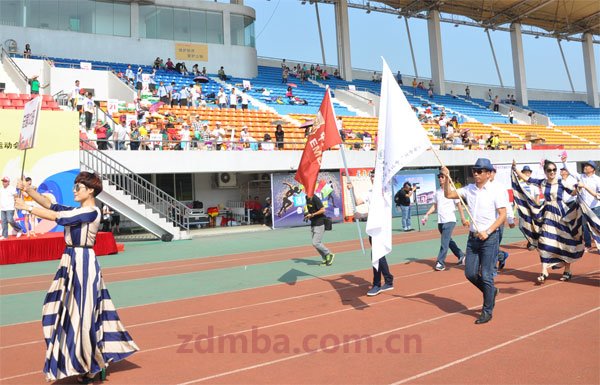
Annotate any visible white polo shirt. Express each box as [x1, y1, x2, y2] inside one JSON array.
[[564, 163, 600, 208], [1, 185, 17, 211], [457, 181, 507, 233], [489, 180, 514, 223], [433, 189, 458, 224]]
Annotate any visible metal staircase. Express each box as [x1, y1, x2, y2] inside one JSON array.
[[79, 143, 191, 241]]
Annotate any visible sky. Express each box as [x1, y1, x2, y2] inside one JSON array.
[[240, 0, 600, 93]]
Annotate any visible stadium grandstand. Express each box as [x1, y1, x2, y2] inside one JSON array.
[[0, 0, 598, 240]]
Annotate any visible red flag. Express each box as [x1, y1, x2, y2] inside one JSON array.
[[295, 89, 341, 197]]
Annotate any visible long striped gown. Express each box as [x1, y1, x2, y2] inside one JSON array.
[[42, 204, 139, 381], [511, 172, 600, 264]]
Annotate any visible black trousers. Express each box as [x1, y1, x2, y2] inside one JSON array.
[[369, 236, 394, 286]]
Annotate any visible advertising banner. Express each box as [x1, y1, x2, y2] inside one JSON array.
[[175, 43, 209, 62], [391, 169, 438, 217], [340, 168, 373, 222], [272, 172, 342, 229]]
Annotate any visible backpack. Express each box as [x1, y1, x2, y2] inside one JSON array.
[[394, 190, 403, 206]]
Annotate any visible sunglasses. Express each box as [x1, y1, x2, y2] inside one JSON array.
[[472, 169, 486, 174], [545, 168, 557, 173], [73, 183, 88, 192]]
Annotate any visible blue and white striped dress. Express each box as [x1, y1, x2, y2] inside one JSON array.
[[512, 172, 600, 264], [42, 204, 139, 381]]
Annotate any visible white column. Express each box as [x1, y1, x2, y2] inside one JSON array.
[[334, 0, 353, 81], [130, 2, 139, 39], [582, 32, 599, 108], [510, 23, 528, 106], [230, 0, 244, 4], [427, 10, 445, 95], [223, 10, 231, 46]]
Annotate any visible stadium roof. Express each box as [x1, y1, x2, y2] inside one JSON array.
[[373, 0, 600, 37]]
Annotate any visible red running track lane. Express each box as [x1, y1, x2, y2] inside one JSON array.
[[1, 249, 597, 384], [0, 228, 467, 295]]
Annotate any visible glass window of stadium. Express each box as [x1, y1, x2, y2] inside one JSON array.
[[139, 5, 223, 44], [230, 14, 255, 47], [1, 0, 130, 37]]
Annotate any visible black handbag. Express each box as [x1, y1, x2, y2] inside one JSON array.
[[324, 217, 333, 231]]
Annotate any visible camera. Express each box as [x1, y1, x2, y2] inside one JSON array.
[[413, 183, 420, 190]]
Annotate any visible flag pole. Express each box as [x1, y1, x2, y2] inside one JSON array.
[[339, 145, 366, 255], [326, 86, 365, 255], [429, 146, 480, 233]]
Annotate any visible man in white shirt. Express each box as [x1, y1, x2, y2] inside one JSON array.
[[240, 90, 249, 110], [229, 88, 238, 109], [490, 167, 516, 270], [113, 123, 129, 150], [217, 88, 227, 109], [1, 177, 23, 239], [70, 80, 81, 112], [423, 173, 468, 271], [442, 158, 507, 324], [562, 157, 600, 250], [211, 122, 225, 150]]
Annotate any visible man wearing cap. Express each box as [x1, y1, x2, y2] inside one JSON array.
[[441, 158, 507, 324], [561, 156, 600, 251], [1, 177, 23, 239], [423, 173, 468, 271]]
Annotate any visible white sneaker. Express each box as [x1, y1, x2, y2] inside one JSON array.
[[16, 231, 23, 238], [0, 236, 5, 240]]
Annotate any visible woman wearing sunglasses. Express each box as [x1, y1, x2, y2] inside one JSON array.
[[14, 172, 138, 383], [512, 159, 600, 283]]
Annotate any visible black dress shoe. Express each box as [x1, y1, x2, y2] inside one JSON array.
[[475, 312, 493, 324]]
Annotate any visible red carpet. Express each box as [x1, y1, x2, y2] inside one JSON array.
[[0, 232, 119, 265]]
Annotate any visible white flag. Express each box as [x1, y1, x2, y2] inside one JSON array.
[[366, 59, 432, 269]]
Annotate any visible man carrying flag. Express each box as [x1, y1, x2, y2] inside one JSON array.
[[366, 59, 432, 277], [295, 88, 342, 266]]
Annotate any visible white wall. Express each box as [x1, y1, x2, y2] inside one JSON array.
[[49, 67, 133, 101]]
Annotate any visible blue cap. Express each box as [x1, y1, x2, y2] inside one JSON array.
[[473, 158, 494, 171], [584, 160, 597, 170], [521, 165, 532, 172]]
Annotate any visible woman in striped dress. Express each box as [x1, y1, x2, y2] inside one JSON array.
[[512, 160, 600, 283], [15, 172, 138, 383]]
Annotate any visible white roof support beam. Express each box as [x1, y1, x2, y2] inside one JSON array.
[[582, 32, 599, 107], [510, 22, 528, 106], [335, 0, 353, 81], [428, 9, 446, 95]]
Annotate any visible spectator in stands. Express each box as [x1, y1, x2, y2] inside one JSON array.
[[282, 67, 289, 84], [217, 87, 227, 109], [218, 66, 227, 81], [153, 57, 161, 70], [148, 69, 157, 94], [286, 86, 294, 99], [281, 58, 286, 69], [94, 120, 108, 150], [510, 95, 516, 105], [465, 85, 471, 99], [113, 120, 129, 151], [438, 114, 448, 141], [83, 92, 95, 131], [508, 107, 515, 124], [336, 116, 345, 142], [450, 90, 456, 99], [333, 68, 340, 79], [179, 86, 188, 108], [180, 62, 189, 76], [23, 43, 31, 58], [487, 89, 492, 100], [396, 71, 403, 85], [28, 75, 46, 95], [240, 89, 249, 110], [417, 82, 425, 90], [192, 64, 200, 76], [202, 66, 207, 76], [180, 124, 191, 150], [372, 71, 381, 82], [261, 133, 275, 151], [170, 87, 180, 108], [428, 79, 434, 90], [211, 122, 225, 150], [165, 58, 175, 72], [70, 80, 81, 112], [158, 81, 169, 104], [129, 121, 140, 151], [229, 87, 238, 109], [493, 95, 500, 112], [125, 65, 134, 86], [275, 124, 285, 150], [135, 67, 143, 97], [428, 88, 434, 99], [412, 78, 417, 95], [240, 126, 252, 146]]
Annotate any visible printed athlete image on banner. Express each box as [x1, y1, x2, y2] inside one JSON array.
[[340, 168, 374, 222], [391, 170, 438, 217], [0, 109, 79, 234], [272, 172, 343, 229]]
